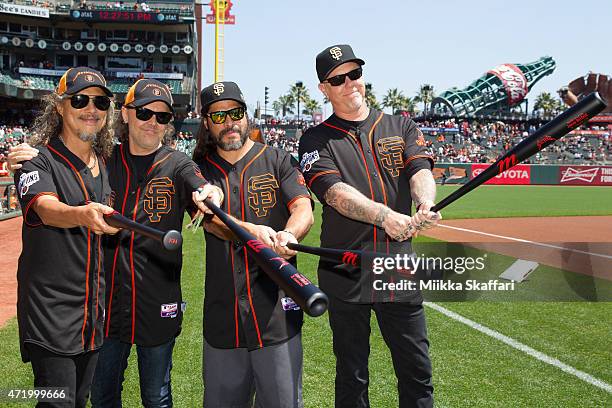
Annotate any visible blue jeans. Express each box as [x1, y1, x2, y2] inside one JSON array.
[[90, 337, 175, 408]]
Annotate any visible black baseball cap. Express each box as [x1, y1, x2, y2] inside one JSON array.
[[200, 81, 246, 113], [124, 79, 174, 110], [57, 67, 113, 97], [316, 44, 365, 82]]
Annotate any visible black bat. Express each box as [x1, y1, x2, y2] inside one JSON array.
[[287, 243, 442, 280], [202, 198, 329, 317], [431, 92, 607, 212], [104, 211, 182, 251]]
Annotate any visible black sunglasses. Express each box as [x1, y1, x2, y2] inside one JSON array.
[[206, 107, 246, 124], [324, 67, 363, 86], [67, 94, 111, 111], [126, 106, 173, 124]]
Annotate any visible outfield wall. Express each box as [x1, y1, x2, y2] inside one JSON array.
[[434, 164, 612, 186]]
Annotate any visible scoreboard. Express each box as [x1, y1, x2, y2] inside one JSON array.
[[70, 9, 180, 24]]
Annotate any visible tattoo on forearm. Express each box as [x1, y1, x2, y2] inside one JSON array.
[[410, 169, 436, 205], [324, 182, 387, 225], [374, 207, 390, 227]]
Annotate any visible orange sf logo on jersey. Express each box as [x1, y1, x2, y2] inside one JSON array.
[[248, 173, 279, 217], [376, 136, 405, 177], [144, 177, 175, 222]]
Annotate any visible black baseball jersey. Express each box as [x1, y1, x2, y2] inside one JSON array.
[[298, 109, 434, 301], [15, 136, 111, 362], [196, 142, 311, 350], [104, 143, 208, 346]]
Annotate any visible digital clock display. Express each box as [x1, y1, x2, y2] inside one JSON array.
[[70, 10, 179, 24]]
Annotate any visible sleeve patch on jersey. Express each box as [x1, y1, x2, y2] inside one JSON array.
[[281, 297, 301, 311], [297, 173, 306, 186], [416, 129, 426, 146], [300, 150, 320, 172], [18, 170, 40, 197], [161, 302, 178, 318]]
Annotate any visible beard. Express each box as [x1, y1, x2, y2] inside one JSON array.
[[78, 130, 98, 143], [214, 123, 249, 151]]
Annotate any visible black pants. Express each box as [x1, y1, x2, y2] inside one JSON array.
[[27, 343, 99, 408], [328, 297, 433, 408]]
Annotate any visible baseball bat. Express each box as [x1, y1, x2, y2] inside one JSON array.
[[103, 211, 182, 251], [431, 92, 607, 212], [288, 243, 369, 266], [287, 243, 442, 280], [202, 198, 329, 317]]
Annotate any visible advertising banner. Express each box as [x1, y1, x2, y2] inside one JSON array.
[[471, 163, 531, 185]]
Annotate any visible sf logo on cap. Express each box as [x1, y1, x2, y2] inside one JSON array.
[[213, 83, 225, 96], [153, 88, 162, 96], [85, 74, 94, 82], [329, 46, 343, 60]]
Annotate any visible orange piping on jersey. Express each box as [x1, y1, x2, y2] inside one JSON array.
[[23, 192, 59, 227], [146, 153, 173, 176], [238, 145, 267, 348], [321, 122, 378, 248], [91, 236, 102, 350], [367, 112, 388, 206], [206, 155, 240, 347], [129, 187, 141, 344], [403, 154, 434, 167], [48, 144, 92, 349], [105, 243, 120, 337], [286, 194, 311, 210], [106, 144, 132, 337], [307, 170, 341, 189], [119, 144, 131, 215]]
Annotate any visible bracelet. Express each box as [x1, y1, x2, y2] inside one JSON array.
[[281, 229, 295, 238]]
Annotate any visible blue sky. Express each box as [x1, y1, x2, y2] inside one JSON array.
[[199, 0, 611, 115]]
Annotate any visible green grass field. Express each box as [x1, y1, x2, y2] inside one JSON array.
[[436, 185, 612, 219], [0, 185, 611, 407]]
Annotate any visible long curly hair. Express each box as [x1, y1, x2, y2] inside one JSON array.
[[192, 121, 216, 163], [28, 93, 117, 158]]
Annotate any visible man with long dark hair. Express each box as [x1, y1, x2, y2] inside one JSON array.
[[13, 67, 120, 407], [193, 81, 313, 408]]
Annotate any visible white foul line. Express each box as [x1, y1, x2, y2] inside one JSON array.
[[438, 224, 612, 260], [425, 302, 612, 394]]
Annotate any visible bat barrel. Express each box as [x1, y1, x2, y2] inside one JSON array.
[[306, 292, 328, 317], [162, 230, 182, 251], [203, 199, 329, 317], [104, 212, 182, 251], [432, 92, 607, 213]]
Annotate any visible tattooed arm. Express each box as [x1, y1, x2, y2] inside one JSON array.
[[409, 169, 437, 208], [323, 182, 416, 241], [409, 169, 442, 231]]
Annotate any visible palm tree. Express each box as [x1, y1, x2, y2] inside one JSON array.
[[382, 88, 404, 114], [534, 92, 557, 116], [365, 83, 381, 110], [304, 98, 321, 116], [414, 84, 435, 114], [272, 94, 295, 117], [289, 82, 310, 121], [398, 96, 418, 115]]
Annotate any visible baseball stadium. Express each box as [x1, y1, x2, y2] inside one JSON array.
[[0, 1, 610, 407]]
